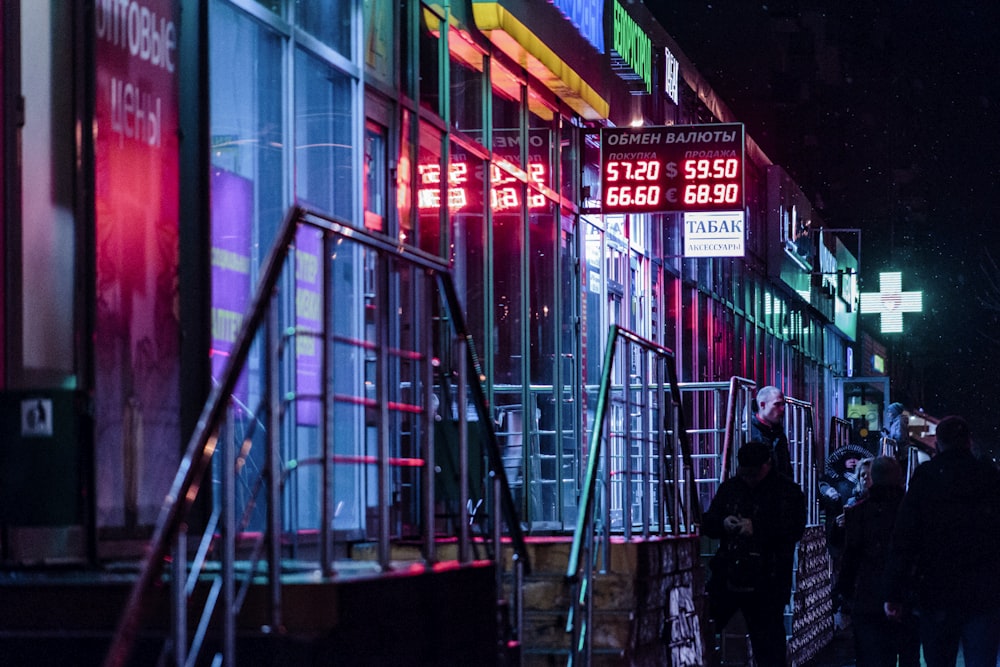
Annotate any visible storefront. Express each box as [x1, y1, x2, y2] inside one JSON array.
[[1, 0, 865, 554]]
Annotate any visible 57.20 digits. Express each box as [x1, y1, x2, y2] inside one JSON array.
[[605, 159, 663, 208]]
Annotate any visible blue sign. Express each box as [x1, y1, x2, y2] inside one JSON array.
[[549, 0, 604, 53]]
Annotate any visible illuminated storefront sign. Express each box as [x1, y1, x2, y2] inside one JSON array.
[[610, 0, 651, 94], [600, 123, 745, 214], [860, 272, 923, 334], [548, 0, 604, 53], [683, 211, 745, 258], [664, 46, 680, 104], [472, 1, 609, 119]]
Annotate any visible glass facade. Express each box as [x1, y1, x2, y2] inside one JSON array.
[[141, 0, 854, 533], [209, 0, 362, 532], [199, 0, 855, 530]]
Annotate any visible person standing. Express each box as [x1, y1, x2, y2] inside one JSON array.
[[748, 385, 794, 478], [835, 456, 919, 667], [884, 415, 1000, 667], [703, 441, 807, 666]]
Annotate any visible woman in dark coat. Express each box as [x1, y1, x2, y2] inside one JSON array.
[[834, 456, 919, 667]]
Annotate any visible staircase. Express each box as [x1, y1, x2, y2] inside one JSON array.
[[510, 536, 706, 666], [0, 555, 500, 667]]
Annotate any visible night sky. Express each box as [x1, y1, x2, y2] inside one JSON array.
[[652, 1, 1000, 451]]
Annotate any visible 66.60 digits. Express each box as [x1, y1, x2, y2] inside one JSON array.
[[605, 185, 662, 207]]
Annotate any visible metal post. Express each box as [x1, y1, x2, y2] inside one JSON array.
[[457, 340, 470, 562], [622, 339, 633, 540], [266, 302, 282, 627], [377, 255, 392, 568], [320, 232, 334, 577], [421, 271, 436, 563], [222, 414, 236, 664], [171, 531, 186, 667]]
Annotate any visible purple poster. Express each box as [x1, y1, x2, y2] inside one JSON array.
[[210, 168, 252, 404], [294, 226, 322, 425]]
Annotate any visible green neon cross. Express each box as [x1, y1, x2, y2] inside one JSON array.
[[860, 271, 923, 333]]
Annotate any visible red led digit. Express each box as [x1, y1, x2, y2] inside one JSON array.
[[529, 163, 546, 186], [606, 186, 619, 207], [725, 183, 739, 203], [450, 162, 468, 185], [606, 161, 620, 182], [647, 185, 661, 205], [419, 163, 441, 185], [448, 187, 467, 209]]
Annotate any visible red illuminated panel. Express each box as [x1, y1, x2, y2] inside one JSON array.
[[417, 160, 549, 212], [600, 123, 745, 214]]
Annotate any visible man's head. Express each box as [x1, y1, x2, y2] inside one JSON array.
[[756, 385, 786, 426], [869, 456, 902, 488], [737, 441, 773, 483], [934, 415, 971, 453]]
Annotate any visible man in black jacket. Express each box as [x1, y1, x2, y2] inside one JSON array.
[[703, 441, 806, 666], [748, 385, 794, 478], [836, 456, 919, 667], [885, 415, 1000, 667]]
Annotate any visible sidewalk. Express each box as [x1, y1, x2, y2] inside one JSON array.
[[801, 629, 976, 667], [800, 630, 854, 667]]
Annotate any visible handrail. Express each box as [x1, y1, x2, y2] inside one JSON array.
[[104, 205, 528, 667], [785, 396, 819, 525], [564, 325, 698, 665], [716, 376, 758, 481]]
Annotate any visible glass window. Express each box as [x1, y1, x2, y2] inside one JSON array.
[[580, 129, 601, 210], [419, 5, 442, 113], [583, 219, 604, 386], [210, 2, 284, 269], [296, 0, 350, 55], [560, 118, 577, 204], [528, 102, 553, 195], [449, 141, 488, 357], [416, 121, 444, 256], [449, 30, 485, 144], [253, 0, 282, 16], [529, 202, 557, 385], [492, 63, 522, 169], [491, 164, 522, 216], [294, 47, 353, 221], [364, 0, 394, 81], [364, 120, 387, 233], [493, 187, 524, 385], [397, 109, 415, 243]]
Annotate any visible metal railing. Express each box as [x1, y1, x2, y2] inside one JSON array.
[[784, 396, 819, 526], [828, 416, 853, 454], [680, 376, 758, 508], [103, 206, 528, 667], [564, 326, 698, 666]]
